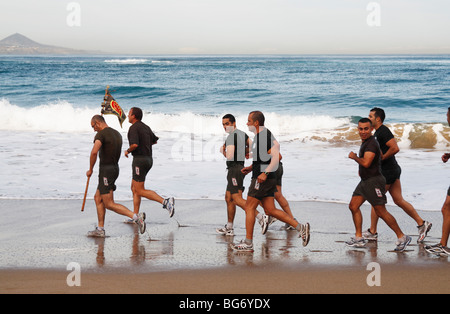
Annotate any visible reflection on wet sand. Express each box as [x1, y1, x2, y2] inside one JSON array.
[[0, 199, 447, 272], [89, 224, 176, 268]]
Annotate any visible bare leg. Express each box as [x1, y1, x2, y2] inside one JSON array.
[[244, 196, 261, 240], [275, 185, 294, 219], [441, 195, 450, 247], [131, 183, 142, 214], [101, 190, 134, 219], [373, 204, 405, 239], [262, 197, 297, 227], [389, 179, 424, 226], [349, 196, 365, 238], [231, 190, 262, 217], [94, 189, 106, 228], [370, 180, 424, 234], [225, 191, 237, 224], [132, 180, 164, 213]]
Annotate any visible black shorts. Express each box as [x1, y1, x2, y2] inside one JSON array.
[[248, 178, 277, 201], [352, 175, 387, 206], [226, 164, 245, 195], [132, 156, 153, 182], [98, 165, 119, 195], [382, 164, 401, 185], [275, 162, 283, 186]]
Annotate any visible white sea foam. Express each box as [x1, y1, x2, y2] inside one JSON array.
[[104, 58, 149, 64], [4, 99, 450, 149], [1, 99, 449, 210], [1, 99, 98, 132], [1, 99, 351, 136], [103, 59, 174, 65]]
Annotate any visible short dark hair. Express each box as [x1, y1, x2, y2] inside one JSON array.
[[92, 115, 105, 123], [250, 111, 265, 126], [359, 117, 372, 125], [130, 107, 143, 121], [222, 114, 236, 123], [370, 107, 386, 123]]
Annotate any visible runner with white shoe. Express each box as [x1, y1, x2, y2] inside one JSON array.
[[86, 115, 146, 237], [425, 108, 450, 258], [125, 107, 175, 221], [366, 107, 432, 243], [216, 114, 269, 237], [230, 111, 310, 252], [348, 118, 411, 252]]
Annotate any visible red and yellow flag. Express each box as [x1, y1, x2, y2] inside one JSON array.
[[101, 86, 126, 127]]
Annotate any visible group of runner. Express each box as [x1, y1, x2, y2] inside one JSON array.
[[85, 107, 450, 257], [86, 107, 175, 238]]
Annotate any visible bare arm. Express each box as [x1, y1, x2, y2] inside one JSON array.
[[382, 138, 399, 161], [225, 145, 235, 161], [349, 151, 376, 169], [86, 140, 102, 177], [124, 143, 138, 158], [257, 140, 280, 183]]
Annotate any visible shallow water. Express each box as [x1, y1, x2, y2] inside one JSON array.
[[0, 199, 445, 272]]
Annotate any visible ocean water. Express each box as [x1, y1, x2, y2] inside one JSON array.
[[1, 55, 450, 211]]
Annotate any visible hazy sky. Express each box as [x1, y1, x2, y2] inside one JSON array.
[[1, 0, 449, 54]]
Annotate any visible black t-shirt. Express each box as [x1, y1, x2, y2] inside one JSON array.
[[374, 124, 398, 169], [127, 120, 158, 157], [94, 127, 122, 166], [359, 136, 382, 181], [252, 128, 277, 179], [225, 129, 249, 168]]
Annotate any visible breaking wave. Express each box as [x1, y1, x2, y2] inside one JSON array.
[[103, 58, 174, 65], [2, 99, 450, 150]]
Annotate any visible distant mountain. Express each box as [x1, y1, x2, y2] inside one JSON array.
[[0, 33, 100, 55]]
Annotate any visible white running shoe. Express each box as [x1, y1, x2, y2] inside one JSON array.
[[394, 235, 412, 252], [425, 243, 450, 257], [417, 221, 432, 243], [230, 240, 254, 253], [260, 215, 269, 235], [362, 228, 378, 241], [163, 197, 175, 218], [216, 225, 234, 236], [135, 212, 146, 234], [345, 237, 367, 248], [298, 223, 310, 247], [87, 227, 106, 238]]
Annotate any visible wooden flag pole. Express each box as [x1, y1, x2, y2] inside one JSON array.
[[81, 176, 90, 212]]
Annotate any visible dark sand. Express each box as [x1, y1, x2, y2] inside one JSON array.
[[0, 199, 448, 294]]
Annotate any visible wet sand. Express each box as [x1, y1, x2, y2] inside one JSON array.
[[0, 199, 448, 294]]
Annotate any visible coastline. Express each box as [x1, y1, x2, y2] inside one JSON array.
[[0, 199, 448, 294]]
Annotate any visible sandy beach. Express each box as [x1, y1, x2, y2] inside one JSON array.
[[0, 199, 448, 294]]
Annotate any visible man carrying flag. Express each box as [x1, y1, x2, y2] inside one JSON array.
[[86, 115, 146, 237]]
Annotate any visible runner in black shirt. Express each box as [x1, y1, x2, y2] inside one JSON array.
[[425, 107, 450, 256], [348, 118, 411, 251], [367, 108, 431, 243], [230, 111, 310, 252], [86, 115, 146, 237], [125, 107, 175, 220], [216, 114, 268, 236]]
